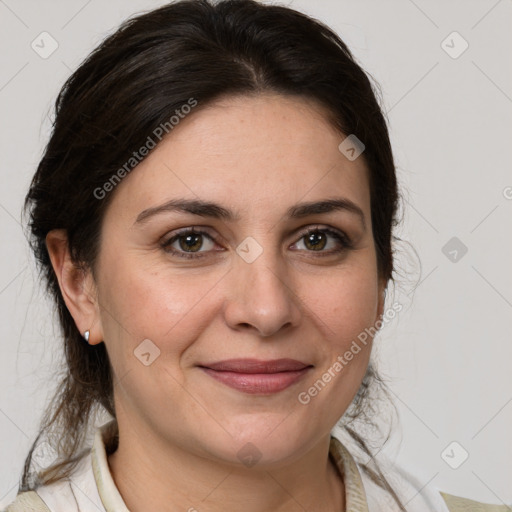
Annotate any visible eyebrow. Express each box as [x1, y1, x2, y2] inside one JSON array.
[[134, 197, 366, 229]]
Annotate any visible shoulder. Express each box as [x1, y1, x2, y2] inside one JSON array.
[[2, 491, 50, 512], [1, 476, 82, 512], [332, 437, 506, 512], [440, 491, 511, 511], [360, 459, 508, 512], [3, 447, 104, 512]]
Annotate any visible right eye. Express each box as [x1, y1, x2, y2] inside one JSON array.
[[161, 228, 220, 259]]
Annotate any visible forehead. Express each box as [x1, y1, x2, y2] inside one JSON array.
[[103, 93, 371, 223]]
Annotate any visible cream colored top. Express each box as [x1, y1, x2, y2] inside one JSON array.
[[3, 421, 508, 511]]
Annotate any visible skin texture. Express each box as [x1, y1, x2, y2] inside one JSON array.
[[47, 93, 386, 512]]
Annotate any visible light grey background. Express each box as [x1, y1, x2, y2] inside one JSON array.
[[1, 0, 511, 507]]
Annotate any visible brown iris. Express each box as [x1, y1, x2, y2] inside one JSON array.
[[179, 233, 203, 252], [304, 231, 327, 251]]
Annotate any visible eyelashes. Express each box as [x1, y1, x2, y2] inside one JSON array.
[[160, 225, 353, 260], [161, 228, 217, 259]]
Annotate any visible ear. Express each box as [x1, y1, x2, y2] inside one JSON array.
[[45, 229, 104, 345]]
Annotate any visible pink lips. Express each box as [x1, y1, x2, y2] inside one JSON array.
[[199, 358, 312, 394]]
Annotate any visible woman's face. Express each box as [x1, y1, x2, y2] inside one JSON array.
[[91, 93, 385, 466]]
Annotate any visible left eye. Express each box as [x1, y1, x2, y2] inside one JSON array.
[[291, 228, 349, 253]]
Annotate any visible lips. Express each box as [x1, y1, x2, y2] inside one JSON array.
[[199, 358, 312, 394], [202, 358, 310, 373]]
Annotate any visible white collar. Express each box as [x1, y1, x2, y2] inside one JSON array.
[[90, 420, 129, 512]]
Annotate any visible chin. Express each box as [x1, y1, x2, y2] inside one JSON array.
[[199, 416, 317, 469]]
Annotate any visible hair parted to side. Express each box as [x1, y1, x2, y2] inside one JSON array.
[[22, 0, 403, 507]]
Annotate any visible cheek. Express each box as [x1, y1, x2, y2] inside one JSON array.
[[95, 257, 224, 419], [97, 255, 222, 358], [293, 269, 378, 427], [301, 266, 379, 349]]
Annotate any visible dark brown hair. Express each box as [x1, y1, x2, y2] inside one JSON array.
[[21, 0, 403, 508]]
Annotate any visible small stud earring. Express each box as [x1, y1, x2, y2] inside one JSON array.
[[83, 330, 90, 343]]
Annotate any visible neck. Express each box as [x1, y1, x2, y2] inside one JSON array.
[[107, 420, 345, 512]]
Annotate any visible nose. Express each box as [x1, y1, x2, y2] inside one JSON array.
[[222, 251, 302, 338]]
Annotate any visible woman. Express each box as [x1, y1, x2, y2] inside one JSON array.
[[3, 0, 502, 510]]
